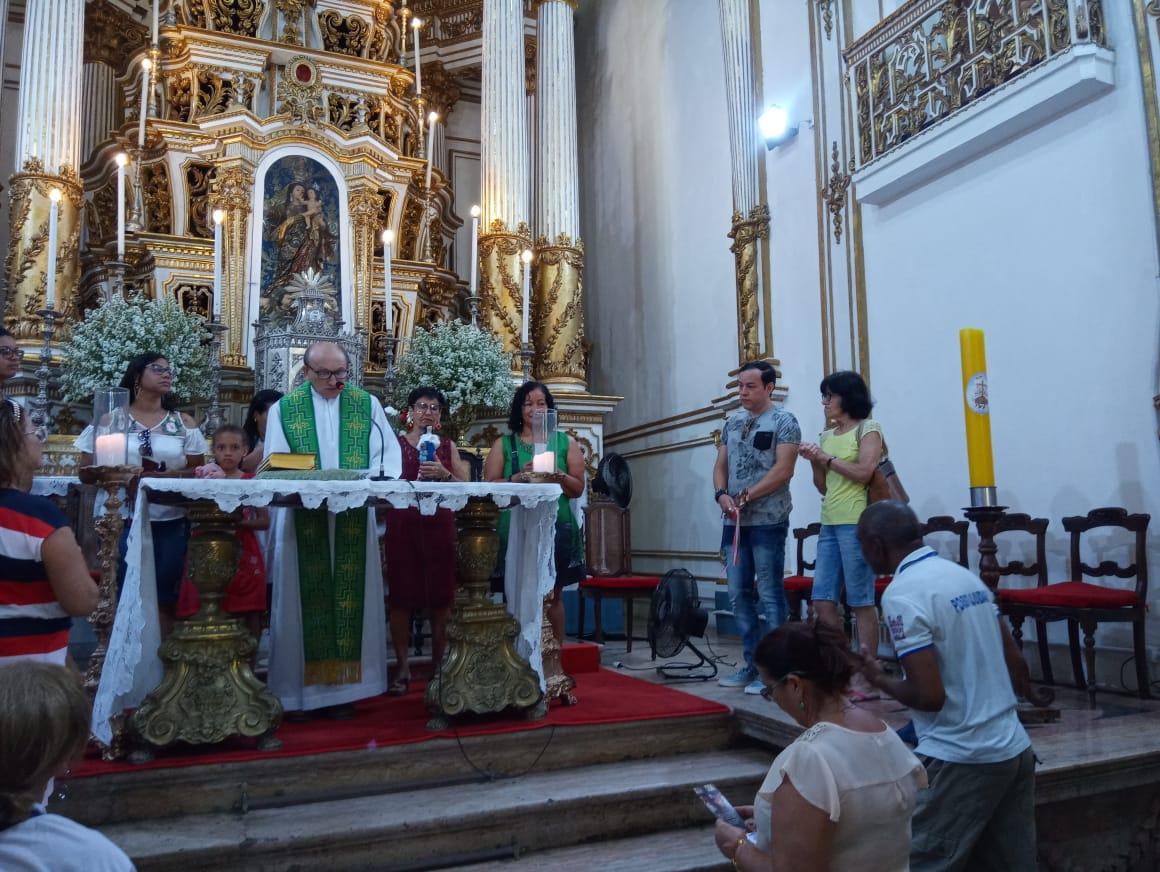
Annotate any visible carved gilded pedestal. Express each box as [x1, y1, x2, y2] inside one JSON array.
[[130, 499, 282, 760], [79, 466, 138, 759], [539, 595, 576, 709], [425, 497, 541, 728], [4, 162, 83, 341], [479, 220, 532, 363], [533, 235, 586, 389], [727, 205, 769, 364]]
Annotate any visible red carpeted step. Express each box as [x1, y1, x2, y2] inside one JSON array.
[[561, 641, 601, 674], [70, 668, 728, 778]]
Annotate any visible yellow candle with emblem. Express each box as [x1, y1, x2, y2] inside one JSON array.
[[959, 329, 996, 500]]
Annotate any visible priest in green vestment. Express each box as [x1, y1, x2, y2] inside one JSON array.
[[263, 341, 401, 712]]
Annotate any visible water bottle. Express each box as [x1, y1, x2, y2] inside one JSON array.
[[418, 426, 440, 464]]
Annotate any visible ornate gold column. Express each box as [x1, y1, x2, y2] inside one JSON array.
[[5, 0, 86, 337], [349, 183, 384, 335], [480, 220, 531, 356], [4, 165, 84, 339], [533, 0, 586, 390], [718, 0, 770, 365], [481, 0, 531, 362], [208, 164, 253, 365], [728, 205, 769, 364]]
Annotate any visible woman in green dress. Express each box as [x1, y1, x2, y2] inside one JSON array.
[[484, 381, 587, 644]]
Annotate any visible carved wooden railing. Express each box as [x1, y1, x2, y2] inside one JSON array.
[[844, 0, 1107, 167]]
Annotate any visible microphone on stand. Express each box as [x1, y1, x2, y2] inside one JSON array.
[[369, 413, 394, 481]]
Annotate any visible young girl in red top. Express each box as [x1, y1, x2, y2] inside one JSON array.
[[178, 425, 268, 643]]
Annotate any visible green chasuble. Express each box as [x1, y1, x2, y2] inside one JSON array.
[[281, 382, 372, 686]]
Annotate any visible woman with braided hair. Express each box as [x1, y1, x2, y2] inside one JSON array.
[[0, 662, 133, 870], [714, 620, 925, 871]]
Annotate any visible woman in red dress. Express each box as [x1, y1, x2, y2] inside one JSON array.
[[177, 425, 268, 645], [384, 387, 468, 696]]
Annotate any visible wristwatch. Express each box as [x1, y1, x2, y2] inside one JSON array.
[[714, 487, 729, 503]]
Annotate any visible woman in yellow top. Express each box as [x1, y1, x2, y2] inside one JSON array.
[[798, 371, 883, 655]]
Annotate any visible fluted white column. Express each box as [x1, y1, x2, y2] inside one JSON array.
[[81, 62, 120, 163], [718, 0, 769, 364], [535, 0, 579, 240], [14, 0, 85, 174], [481, 0, 529, 231], [718, 0, 760, 215]]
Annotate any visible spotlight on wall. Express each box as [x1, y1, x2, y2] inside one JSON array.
[[758, 105, 799, 149]]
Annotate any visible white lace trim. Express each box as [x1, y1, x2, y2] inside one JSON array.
[[30, 476, 77, 497], [91, 479, 562, 744]]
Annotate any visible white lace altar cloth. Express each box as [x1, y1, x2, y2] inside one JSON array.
[[31, 476, 79, 497], [91, 477, 561, 744]]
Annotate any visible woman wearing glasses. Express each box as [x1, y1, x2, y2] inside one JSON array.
[[0, 328, 24, 406], [713, 621, 924, 871], [383, 387, 467, 696], [76, 353, 207, 637], [0, 403, 97, 665]]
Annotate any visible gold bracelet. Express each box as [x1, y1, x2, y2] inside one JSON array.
[[732, 836, 747, 870]]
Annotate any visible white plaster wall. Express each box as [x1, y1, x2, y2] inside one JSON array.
[[859, 2, 1160, 668], [577, 0, 1160, 683], [576, 0, 745, 586]]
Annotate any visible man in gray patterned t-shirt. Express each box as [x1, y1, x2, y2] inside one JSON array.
[[712, 361, 800, 693]]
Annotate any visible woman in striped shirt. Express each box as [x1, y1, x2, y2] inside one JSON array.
[[0, 404, 96, 665]]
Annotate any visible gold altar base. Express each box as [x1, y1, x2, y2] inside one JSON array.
[[79, 465, 139, 760], [129, 500, 282, 761], [540, 595, 577, 708], [425, 497, 541, 729], [479, 222, 532, 361], [4, 163, 83, 340], [533, 237, 587, 389]]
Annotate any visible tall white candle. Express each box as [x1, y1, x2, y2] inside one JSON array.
[[212, 209, 224, 319], [138, 58, 152, 149], [45, 189, 61, 309], [382, 229, 394, 337], [412, 18, 422, 96], [115, 153, 128, 260], [520, 249, 532, 345], [424, 111, 437, 189], [469, 204, 480, 297], [151, 0, 159, 44]]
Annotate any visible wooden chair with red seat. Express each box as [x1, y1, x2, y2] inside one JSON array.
[[874, 515, 972, 606], [989, 513, 1053, 686], [783, 523, 821, 621], [998, 507, 1151, 705]]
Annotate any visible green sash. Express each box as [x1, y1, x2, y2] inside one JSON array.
[[281, 382, 372, 686]]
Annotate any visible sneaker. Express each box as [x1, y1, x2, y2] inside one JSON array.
[[744, 679, 765, 696], [718, 667, 756, 688]]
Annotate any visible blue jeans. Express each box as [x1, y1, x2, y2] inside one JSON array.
[[721, 522, 789, 671], [811, 523, 875, 608]]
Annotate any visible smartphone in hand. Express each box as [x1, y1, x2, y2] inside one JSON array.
[[694, 783, 745, 828]]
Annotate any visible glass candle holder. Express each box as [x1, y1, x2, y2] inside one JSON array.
[[530, 409, 557, 474], [93, 386, 131, 466]]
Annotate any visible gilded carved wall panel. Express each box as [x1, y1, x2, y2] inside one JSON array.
[[846, 0, 1106, 166], [186, 163, 216, 238], [175, 282, 213, 319], [84, 0, 149, 72], [143, 163, 174, 235], [207, 0, 265, 38], [319, 11, 371, 57]]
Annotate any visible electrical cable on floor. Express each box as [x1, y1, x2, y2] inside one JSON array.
[[406, 463, 555, 783]]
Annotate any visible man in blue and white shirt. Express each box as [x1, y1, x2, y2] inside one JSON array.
[[857, 501, 1036, 872]]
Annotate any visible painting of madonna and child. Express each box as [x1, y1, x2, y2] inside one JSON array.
[[259, 155, 343, 327]]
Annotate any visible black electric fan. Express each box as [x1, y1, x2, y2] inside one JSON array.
[[592, 452, 632, 508], [647, 568, 717, 680]]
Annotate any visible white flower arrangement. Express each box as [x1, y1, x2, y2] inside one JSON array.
[[393, 321, 514, 438], [61, 292, 214, 404]]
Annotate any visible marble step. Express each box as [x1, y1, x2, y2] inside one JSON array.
[[100, 747, 772, 872], [453, 824, 730, 872], [61, 711, 735, 828]]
